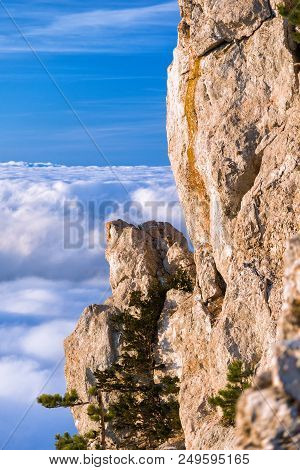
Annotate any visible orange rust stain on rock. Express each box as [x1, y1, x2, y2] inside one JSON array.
[[184, 58, 210, 234]]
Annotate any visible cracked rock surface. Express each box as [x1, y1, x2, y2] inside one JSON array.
[[236, 237, 300, 449], [167, 0, 299, 448]]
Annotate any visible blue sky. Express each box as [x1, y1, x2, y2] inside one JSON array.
[[0, 0, 179, 166], [0, 1, 182, 450]]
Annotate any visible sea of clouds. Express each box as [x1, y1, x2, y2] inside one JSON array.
[[0, 162, 185, 449]]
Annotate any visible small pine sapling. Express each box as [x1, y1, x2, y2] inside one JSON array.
[[208, 360, 254, 427]]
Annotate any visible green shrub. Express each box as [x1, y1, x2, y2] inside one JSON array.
[[208, 360, 254, 427], [278, 1, 300, 43], [167, 267, 194, 293]]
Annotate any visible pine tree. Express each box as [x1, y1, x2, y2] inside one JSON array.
[[55, 432, 89, 450], [37, 388, 105, 450], [94, 284, 182, 449], [37, 269, 192, 450], [208, 360, 254, 427], [37, 390, 83, 409], [167, 267, 194, 293]]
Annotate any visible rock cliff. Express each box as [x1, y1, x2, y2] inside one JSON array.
[[65, 0, 299, 450], [165, 0, 299, 448]]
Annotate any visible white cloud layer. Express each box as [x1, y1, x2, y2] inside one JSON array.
[[0, 162, 184, 418], [0, 163, 183, 281], [0, 320, 75, 362], [0, 357, 49, 402], [0, 277, 108, 317]]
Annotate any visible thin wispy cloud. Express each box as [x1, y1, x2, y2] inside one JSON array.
[[31, 2, 178, 35], [0, 1, 179, 53]]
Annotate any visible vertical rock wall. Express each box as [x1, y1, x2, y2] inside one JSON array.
[[166, 0, 299, 448]]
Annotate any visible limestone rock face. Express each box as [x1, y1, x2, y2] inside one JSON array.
[[168, 1, 298, 259], [178, 0, 272, 57], [155, 288, 235, 449], [236, 237, 300, 449], [155, 288, 192, 381], [64, 304, 120, 438], [105, 220, 194, 309], [167, 0, 299, 449]]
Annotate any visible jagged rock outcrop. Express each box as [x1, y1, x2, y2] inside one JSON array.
[[236, 237, 300, 449], [64, 304, 120, 443], [166, 0, 300, 448], [65, 220, 196, 448], [105, 220, 195, 309]]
